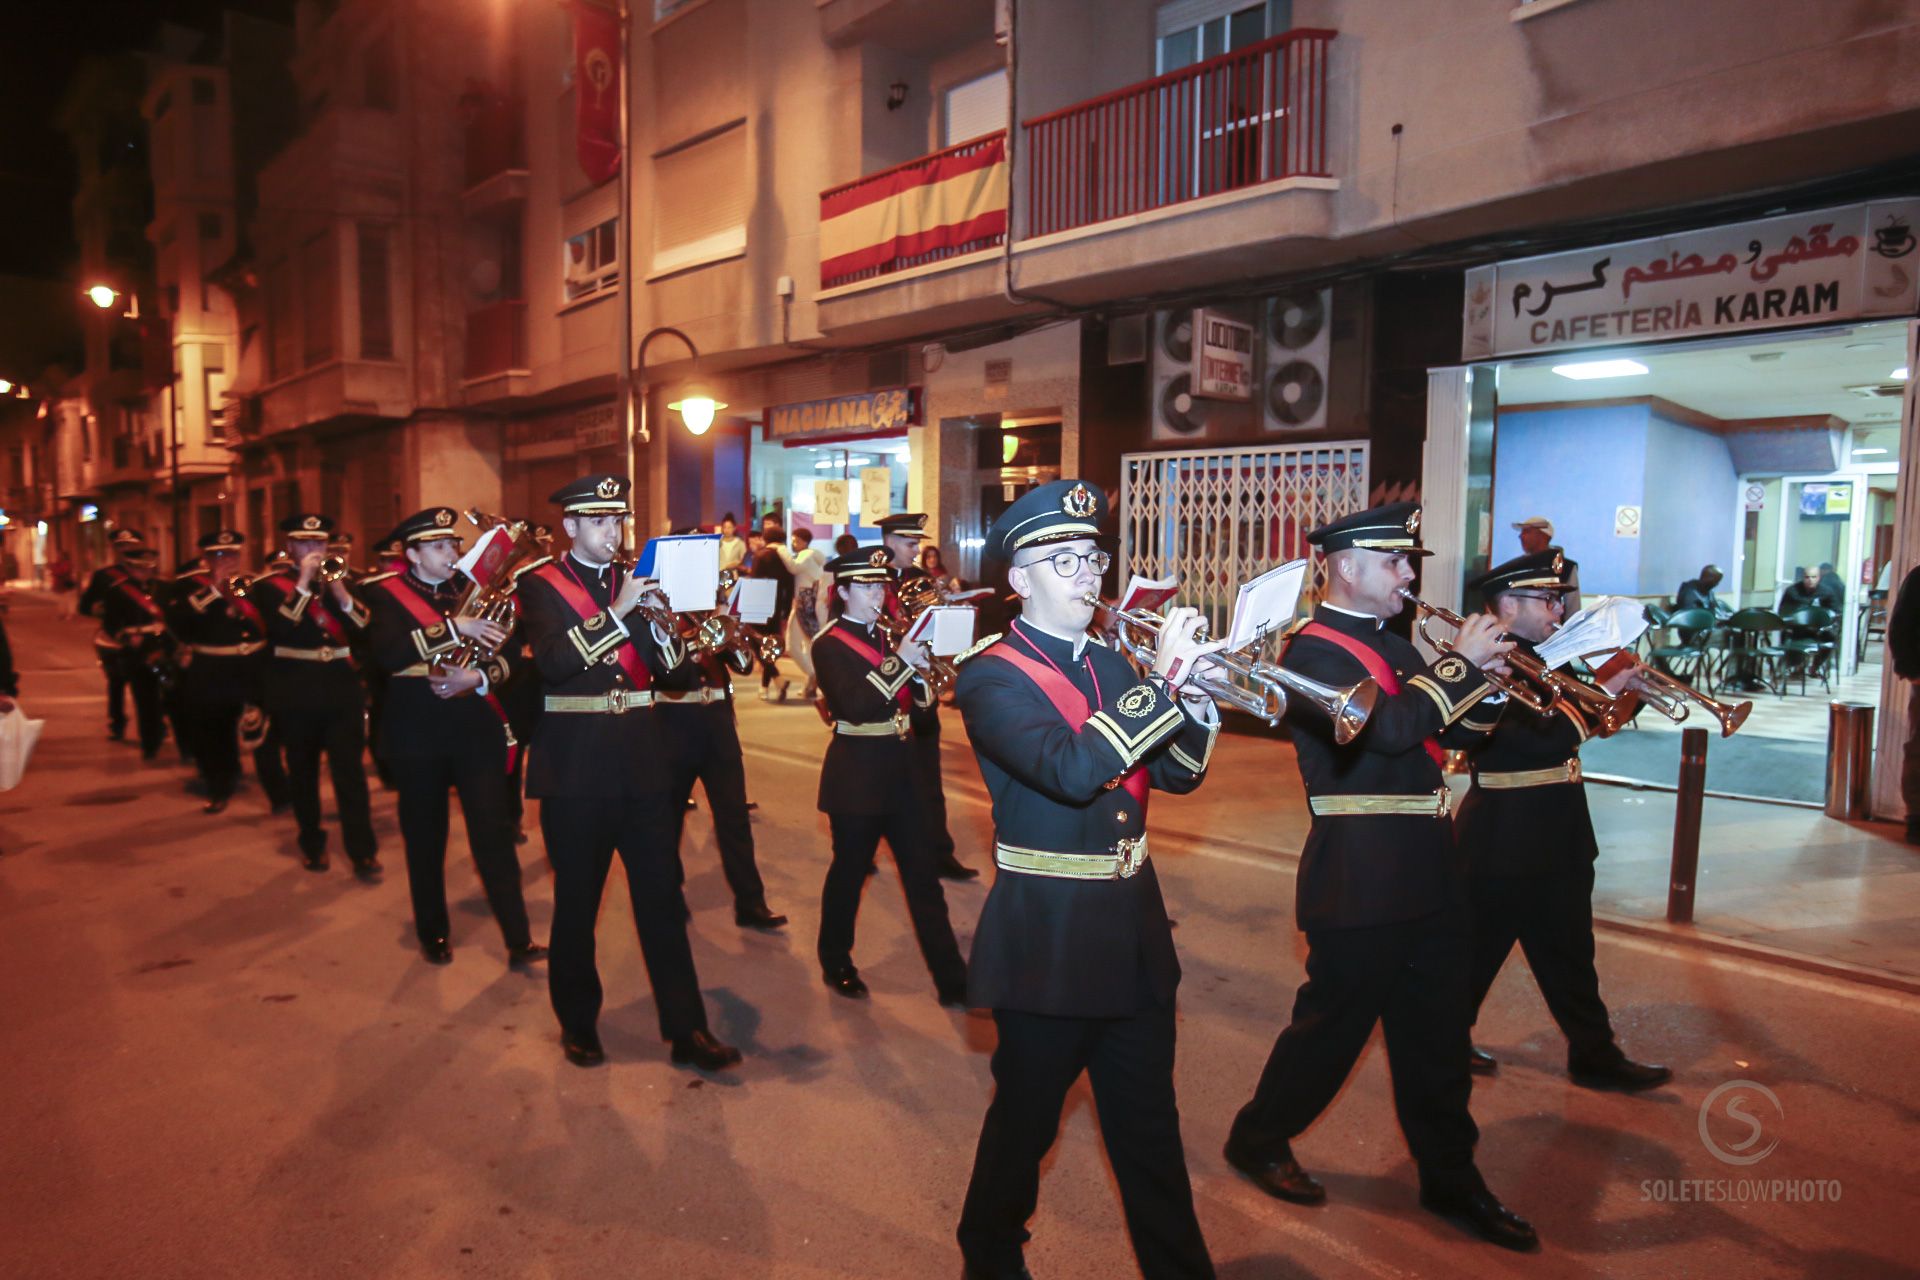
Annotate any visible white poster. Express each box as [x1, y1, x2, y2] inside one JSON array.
[[814, 479, 849, 523], [858, 467, 893, 526], [1191, 308, 1254, 401]]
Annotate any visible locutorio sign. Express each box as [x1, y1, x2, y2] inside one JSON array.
[[1462, 199, 1920, 360]]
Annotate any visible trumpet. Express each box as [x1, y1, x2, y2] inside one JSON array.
[[876, 611, 958, 699], [1081, 594, 1379, 741], [1398, 590, 1638, 736], [316, 553, 352, 583], [1580, 647, 1751, 737]]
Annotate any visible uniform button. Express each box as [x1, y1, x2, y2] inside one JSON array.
[[1116, 811, 1129, 823]]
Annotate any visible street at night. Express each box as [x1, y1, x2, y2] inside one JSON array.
[[3, 594, 1915, 1279]]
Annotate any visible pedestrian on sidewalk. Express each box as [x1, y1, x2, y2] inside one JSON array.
[[1223, 502, 1539, 1253], [1890, 562, 1920, 846], [750, 526, 793, 701], [1455, 550, 1670, 1091], [953, 480, 1224, 1280]]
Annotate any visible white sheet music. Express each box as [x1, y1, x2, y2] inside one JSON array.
[[1227, 559, 1308, 651], [729, 577, 777, 624], [907, 605, 976, 657], [650, 536, 721, 613], [1534, 595, 1649, 670]]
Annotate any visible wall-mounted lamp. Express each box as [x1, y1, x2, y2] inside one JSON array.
[[669, 383, 727, 436], [887, 80, 908, 110]]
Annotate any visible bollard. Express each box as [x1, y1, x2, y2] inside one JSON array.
[[1667, 727, 1709, 924], [1824, 702, 1875, 820]]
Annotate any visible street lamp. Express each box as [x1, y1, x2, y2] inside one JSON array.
[[668, 383, 726, 436], [87, 284, 117, 310]]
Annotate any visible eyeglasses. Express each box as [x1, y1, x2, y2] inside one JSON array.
[[1016, 548, 1113, 578], [1506, 591, 1566, 607]]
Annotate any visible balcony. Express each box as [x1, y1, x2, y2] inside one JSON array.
[[1010, 29, 1339, 304], [462, 300, 529, 401], [462, 95, 529, 215], [817, 131, 1036, 341]]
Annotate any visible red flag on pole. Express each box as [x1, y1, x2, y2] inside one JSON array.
[[573, 1, 620, 185]]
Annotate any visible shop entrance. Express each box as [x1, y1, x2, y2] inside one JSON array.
[[1465, 320, 1907, 805], [746, 426, 910, 545]]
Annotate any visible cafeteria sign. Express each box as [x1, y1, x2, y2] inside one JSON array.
[[1462, 198, 1920, 359], [767, 386, 922, 442]]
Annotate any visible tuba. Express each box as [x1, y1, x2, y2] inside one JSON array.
[[433, 509, 548, 675]]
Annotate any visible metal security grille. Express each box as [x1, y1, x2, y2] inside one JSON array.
[[1118, 440, 1369, 651]]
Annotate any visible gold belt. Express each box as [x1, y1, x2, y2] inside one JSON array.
[[543, 690, 655, 714], [391, 663, 434, 678], [994, 837, 1148, 881], [191, 641, 266, 657], [656, 687, 731, 705], [120, 623, 168, 638], [1308, 788, 1455, 818], [833, 712, 910, 739], [1476, 759, 1583, 790], [274, 644, 352, 663]]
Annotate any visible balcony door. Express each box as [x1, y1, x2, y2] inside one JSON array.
[[1154, 2, 1292, 200]]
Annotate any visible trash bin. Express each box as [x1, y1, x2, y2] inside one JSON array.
[[1824, 701, 1875, 820]]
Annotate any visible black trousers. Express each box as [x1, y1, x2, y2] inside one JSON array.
[[666, 705, 767, 908], [540, 792, 708, 1042], [390, 748, 531, 950], [161, 678, 192, 760], [1229, 909, 1479, 1185], [959, 1006, 1214, 1280], [276, 702, 377, 862], [98, 647, 128, 734], [1468, 864, 1619, 1066], [252, 715, 290, 809], [188, 697, 244, 801], [910, 731, 956, 859], [124, 659, 165, 754], [818, 809, 965, 989], [1904, 683, 1920, 826]]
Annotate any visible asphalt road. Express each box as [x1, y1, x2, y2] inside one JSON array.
[[2, 593, 1914, 1279]]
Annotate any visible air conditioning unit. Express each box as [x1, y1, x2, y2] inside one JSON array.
[[1260, 287, 1331, 432], [1149, 308, 1215, 440]]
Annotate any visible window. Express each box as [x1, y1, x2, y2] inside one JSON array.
[[300, 234, 336, 367], [197, 212, 222, 240], [364, 33, 397, 110], [203, 348, 228, 443], [942, 69, 1008, 147], [357, 225, 394, 359], [651, 123, 746, 277], [564, 218, 619, 302], [1155, 0, 1287, 72], [653, 0, 702, 20], [190, 76, 216, 107]]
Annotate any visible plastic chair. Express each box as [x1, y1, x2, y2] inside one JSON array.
[[1781, 606, 1837, 694], [1647, 607, 1716, 688], [1724, 607, 1789, 695]]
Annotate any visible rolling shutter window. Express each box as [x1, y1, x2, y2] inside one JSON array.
[[942, 69, 1008, 147], [651, 123, 747, 277]]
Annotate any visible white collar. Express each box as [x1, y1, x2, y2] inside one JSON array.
[[1021, 616, 1088, 659], [569, 550, 611, 576], [1324, 601, 1385, 630]]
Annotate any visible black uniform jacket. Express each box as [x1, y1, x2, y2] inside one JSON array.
[[1453, 638, 1598, 878], [248, 569, 371, 713], [1281, 605, 1499, 933], [955, 618, 1217, 1019], [812, 614, 933, 816], [362, 569, 515, 762], [515, 553, 688, 799], [80, 565, 167, 648], [166, 572, 269, 708]]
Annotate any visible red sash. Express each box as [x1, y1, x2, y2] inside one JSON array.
[[1299, 621, 1445, 768], [374, 575, 518, 772], [188, 572, 266, 635], [260, 573, 351, 651], [111, 568, 166, 623], [531, 561, 651, 690], [819, 622, 910, 710], [980, 644, 1151, 809]]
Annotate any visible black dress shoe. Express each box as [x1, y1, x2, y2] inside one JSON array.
[[301, 850, 330, 872], [562, 1029, 606, 1067], [202, 797, 229, 815], [1419, 1184, 1538, 1251], [936, 981, 970, 1009], [108, 727, 126, 742], [270, 799, 292, 815], [351, 857, 382, 881], [1223, 1137, 1326, 1204], [823, 966, 870, 999], [1570, 1055, 1672, 1092], [1468, 1045, 1498, 1074], [734, 901, 788, 930], [670, 1029, 742, 1071], [420, 937, 453, 965], [507, 942, 549, 970], [933, 854, 979, 881]]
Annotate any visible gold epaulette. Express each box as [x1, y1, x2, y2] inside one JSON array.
[[954, 632, 1003, 665], [359, 570, 399, 585], [511, 555, 554, 580], [1281, 616, 1314, 640]]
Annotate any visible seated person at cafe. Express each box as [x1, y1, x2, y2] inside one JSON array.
[[1779, 566, 1825, 616]]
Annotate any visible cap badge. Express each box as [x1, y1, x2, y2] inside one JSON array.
[[1062, 483, 1096, 519], [302, 516, 321, 531], [1405, 509, 1421, 536], [1550, 551, 1565, 574], [595, 477, 622, 500], [435, 509, 454, 527], [867, 548, 892, 569], [218, 532, 235, 545]]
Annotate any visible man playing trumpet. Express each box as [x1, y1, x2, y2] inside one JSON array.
[[1224, 502, 1539, 1252], [1456, 550, 1670, 1091]]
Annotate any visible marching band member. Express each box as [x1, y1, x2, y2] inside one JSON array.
[[249, 514, 380, 878], [78, 530, 169, 758], [166, 531, 277, 814], [811, 544, 968, 1006], [1222, 503, 1536, 1251], [1457, 550, 1669, 1091], [953, 479, 1222, 1280], [516, 474, 740, 1072], [360, 507, 545, 970], [881, 512, 976, 881]]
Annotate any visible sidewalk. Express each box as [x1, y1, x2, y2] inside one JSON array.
[[734, 681, 1920, 990]]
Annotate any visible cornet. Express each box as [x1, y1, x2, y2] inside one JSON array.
[[1081, 594, 1379, 742], [1580, 647, 1751, 737]]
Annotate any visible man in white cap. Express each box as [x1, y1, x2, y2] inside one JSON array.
[[1513, 516, 1580, 613]]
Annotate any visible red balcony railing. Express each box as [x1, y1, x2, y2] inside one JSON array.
[[1023, 29, 1333, 240], [464, 95, 527, 190], [464, 300, 526, 380], [819, 130, 1008, 290]]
